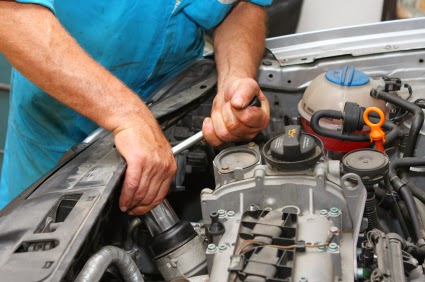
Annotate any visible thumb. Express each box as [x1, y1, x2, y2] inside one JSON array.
[[229, 79, 259, 110]]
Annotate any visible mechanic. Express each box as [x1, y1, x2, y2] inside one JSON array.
[[0, 1, 271, 214]]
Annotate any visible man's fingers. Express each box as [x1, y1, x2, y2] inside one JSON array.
[[127, 167, 152, 209], [211, 108, 240, 142], [232, 105, 269, 129], [232, 92, 270, 129], [119, 160, 143, 212], [228, 78, 260, 110], [131, 154, 176, 207], [202, 117, 223, 147], [129, 177, 171, 215], [222, 102, 261, 137]]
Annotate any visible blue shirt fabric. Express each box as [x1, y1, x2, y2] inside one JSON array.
[[0, 0, 272, 210]]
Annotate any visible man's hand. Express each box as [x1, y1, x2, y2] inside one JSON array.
[[0, 3, 177, 215], [114, 120, 177, 215], [203, 2, 270, 146], [203, 77, 269, 146]]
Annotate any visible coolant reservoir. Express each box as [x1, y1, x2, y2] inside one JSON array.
[[298, 66, 387, 152]]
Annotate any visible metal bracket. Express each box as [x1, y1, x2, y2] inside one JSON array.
[[341, 173, 367, 278]]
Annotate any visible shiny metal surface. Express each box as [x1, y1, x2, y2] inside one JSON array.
[[142, 199, 180, 236], [172, 131, 204, 156], [266, 17, 425, 66], [155, 236, 207, 281], [82, 128, 110, 144], [258, 50, 425, 91]]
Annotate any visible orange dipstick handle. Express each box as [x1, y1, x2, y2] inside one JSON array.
[[363, 107, 386, 152]]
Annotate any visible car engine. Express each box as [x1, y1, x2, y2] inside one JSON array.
[[1, 18, 425, 282]]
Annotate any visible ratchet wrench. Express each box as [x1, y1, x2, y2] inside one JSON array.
[[172, 96, 261, 155]]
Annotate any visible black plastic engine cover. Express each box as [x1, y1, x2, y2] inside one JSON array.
[[0, 134, 125, 282]]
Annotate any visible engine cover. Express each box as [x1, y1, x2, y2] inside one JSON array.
[[201, 143, 367, 282]]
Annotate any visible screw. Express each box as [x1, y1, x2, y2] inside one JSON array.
[[207, 244, 217, 252], [221, 165, 229, 171], [330, 226, 339, 235], [227, 211, 235, 217], [219, 244, 227, 251], [328, 243, 339, 252], [318, 245, 327, 251], [327, 226, 340, 244], [329, 207, 340, 216], [249, 204, 259, 212], [248, 142, 256, 148], [218, 209, 226, 217], [262, 60, 272, 66], [319, 209, 328, 216]]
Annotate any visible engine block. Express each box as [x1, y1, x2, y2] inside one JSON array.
[[201, 143, 367, 282]]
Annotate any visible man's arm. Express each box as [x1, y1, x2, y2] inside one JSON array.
[[202, 1, 270, 146], [0, 3, 176, 215]]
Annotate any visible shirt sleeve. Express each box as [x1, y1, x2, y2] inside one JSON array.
[[246, 0, 273, 6], [16, 0, 55, 13]]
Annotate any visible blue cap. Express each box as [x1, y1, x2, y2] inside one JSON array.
[[325, 66, 370, 87]]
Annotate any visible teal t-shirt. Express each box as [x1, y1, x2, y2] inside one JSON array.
[[0, 0, 272, 209]]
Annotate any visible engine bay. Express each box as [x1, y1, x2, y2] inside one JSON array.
[[2, 18, 425, 282]]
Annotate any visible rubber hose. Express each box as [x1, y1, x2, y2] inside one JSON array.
[[385, 177, 412, 239], [399, 186, 425, 241], [124, 217, 142, 251], [310, 110, 367, 141], [388, 157, 425, 204], [389, 158, 425, 241], [310, 110, 401, 145], [414, 197, 425, 231], [378, 118, 401, 146], [370, 89, 424, 158], [407, 182, 425, 205], [75, 246, 144, 282]]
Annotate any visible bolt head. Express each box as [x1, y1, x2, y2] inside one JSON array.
[[218, 209, 226, 216], [249, 204, 259, 212], [262, 60, 272, 66], [330, 226, 339, 234], [328, 243, 339, 252], [219, 244, 227, 251], [329, 207, 340, 216], [207, 244, 216, 250], [318, 245, 327, 251]]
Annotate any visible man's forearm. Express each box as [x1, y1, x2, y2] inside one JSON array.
[[202, 2, 269, 146], [0, 3, 177, 215], [0, 3, 153, 134], [213, 2, 267, 86]]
